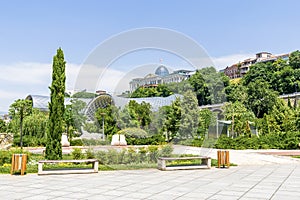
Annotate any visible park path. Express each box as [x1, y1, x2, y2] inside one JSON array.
[[172, 145, 300, 166]]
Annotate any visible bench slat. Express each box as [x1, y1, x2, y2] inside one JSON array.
[[157, 156, 211, 171], [158, 157, 210, 161], [38, 159, 99, 175], [38, 159, 98, 163]]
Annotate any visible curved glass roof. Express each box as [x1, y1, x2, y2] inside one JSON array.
[[26, 93, 181, 121]]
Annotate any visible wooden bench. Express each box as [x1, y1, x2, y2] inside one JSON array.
[[157, 156, 211, 171], [38, 159, 98, 175]]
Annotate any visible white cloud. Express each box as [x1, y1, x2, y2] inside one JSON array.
[[212, 53, 254, 70], [0, 62, 82, 112]]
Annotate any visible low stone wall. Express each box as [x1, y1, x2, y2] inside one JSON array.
[[0, 133, 13, 150]]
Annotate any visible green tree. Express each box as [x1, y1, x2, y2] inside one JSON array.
[[95, 104, 119, 136], [289, 50, 300, 69], [0, 119, 6, 133], [64, 99, 86, 140], [23, 109, 48, 138], [162, 97, 181, 142], [188, 70, 210, 106], [45, 48, 66, 160], [199, 67, 228, 104], [117, 105, 139, 129], [177, 90, 199, 138], [223, 101, 255, 136], [9, 99, 32, 148], [130, 84, 173, 98], [246, 80, 278, 118], [198, 109, 216, 137], [72, 91, 97, 98], [225, 83, 248, 103], [128, 100, 152, 128]]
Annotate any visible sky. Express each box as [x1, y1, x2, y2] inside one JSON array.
[[1, 0, 300, 112]]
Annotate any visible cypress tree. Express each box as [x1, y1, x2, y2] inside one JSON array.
[[45, 48, 66, 160]]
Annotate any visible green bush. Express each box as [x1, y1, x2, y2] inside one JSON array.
[[85, 148, 95, 159], [82, 138, 110, 146], [0, 150, 12, 166], [70, 138, 83, 146], [215, 131, 300, 150], [126, 134, 165, 145], [117, 128, 148, 138], [13, 135, 46, 147], [147, 145, 159, 162], [96, 151, 109, 165], [158, 144, 173, 157], [71, 148, 84, 159]]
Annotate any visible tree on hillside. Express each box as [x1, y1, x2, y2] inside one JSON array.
[[289, 50, 300, 69], [243, 62, 275, 87], [130, 84, 173, 98], [225, 83, 248, 103], [188, 70, 210, 106], [189, 67, 228, 106], [9, 99, 32, 148], [45, 48, 66, 160], [246, 80, 278, 118]]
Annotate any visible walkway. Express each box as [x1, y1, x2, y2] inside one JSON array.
[[1, 164, 300, 199], [1, 146, 300, 199]]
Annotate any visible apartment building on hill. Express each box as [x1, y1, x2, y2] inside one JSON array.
[[224, 52, 289, 79]]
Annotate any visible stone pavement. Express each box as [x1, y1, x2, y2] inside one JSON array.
[[1, 164, 300, 199], [2, 147, 300, 199]]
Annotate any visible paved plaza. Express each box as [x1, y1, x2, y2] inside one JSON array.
[[1, 147, 300, 199]]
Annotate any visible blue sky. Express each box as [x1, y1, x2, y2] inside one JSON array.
[[1, 0, 300, 112]]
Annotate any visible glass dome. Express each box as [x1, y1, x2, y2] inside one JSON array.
[[155, 65, 169, 77]]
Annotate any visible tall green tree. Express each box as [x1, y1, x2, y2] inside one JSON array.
[[162, 97, 181, 142], [128, 100, 152, 128], [45, 48, 66, 160], [95, 104, 119, 136], [177, 90, 199, 138], [9, 99, 32, 148], [246, 80, 278, 118], [198, 108, 216, 137], [188, 70, 210, 106]]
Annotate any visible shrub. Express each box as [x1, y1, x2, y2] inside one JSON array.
[[126, 134, 165, 145], [158, 144, 173, 157], [82, 138, 110, 146], [215, 131, 300, 150], [71, 148, 84, 159], [85, 148, 95, 159], [70, 139, 83, 146], [13, 136, 46, 147], [96, 151, 108, 165], [147, 145, 159, 162], [117, 128, 148, 138]]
